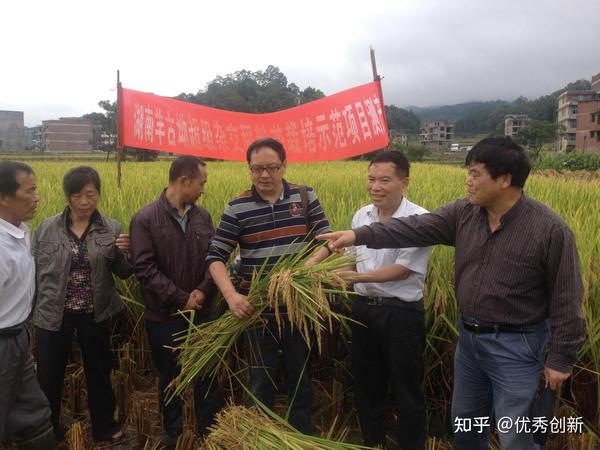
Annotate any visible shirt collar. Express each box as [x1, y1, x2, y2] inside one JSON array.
[[63, 206, 103, 229], [366, 197, 407, 221], [499, 191, 526, 224], [472, 191, 526, 228], [160, 189, 195, 215], [0, 217, 28, 239], [250, 179, 290, 203], [172, 203, 192, 219]]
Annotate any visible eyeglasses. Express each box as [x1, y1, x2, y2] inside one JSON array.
[[249, 164, 282, 175]]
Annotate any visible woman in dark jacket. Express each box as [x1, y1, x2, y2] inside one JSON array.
[[32, 166, 132, 444]]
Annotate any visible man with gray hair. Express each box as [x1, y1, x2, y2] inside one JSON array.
[[0, 161, 56, 449]]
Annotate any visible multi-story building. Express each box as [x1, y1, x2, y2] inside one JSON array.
[[504, 114, 529, 138], [0, 110, 25, 151], [575, 97, 600, 153], [556, 90, 596, 152], [592, 72, 600, 92], [42, 117, 93, 152], [420, 120, 454, 146], [575, 72, 600, 153]]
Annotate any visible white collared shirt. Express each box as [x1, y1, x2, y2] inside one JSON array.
[[0, 217, 35, 328], [351, 197, 432, 301]]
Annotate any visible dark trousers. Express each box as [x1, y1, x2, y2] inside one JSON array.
[[0, 325, 52, 444], [36, 312, 119, 440], [352, 300, 426, 450], [245, 316, 313, 435], [145, 315, 224, 438]]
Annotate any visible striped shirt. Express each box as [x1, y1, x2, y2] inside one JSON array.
[[353, 194, 586, 373], [207, 180, 331, 294]]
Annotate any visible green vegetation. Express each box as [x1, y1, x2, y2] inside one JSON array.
[[535, 152, 600, 171], [176, 65, 325, 113], [385, 105, 421, 134], [516, 120, 565, 157]]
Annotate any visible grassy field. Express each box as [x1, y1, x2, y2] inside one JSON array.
[[12, 160, 600, 449]]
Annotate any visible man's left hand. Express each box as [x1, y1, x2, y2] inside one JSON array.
[[544, 366, 570, 390], [115, 234, 131, 253]]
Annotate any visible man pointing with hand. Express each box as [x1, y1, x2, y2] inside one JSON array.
[[318, 138, 586, 450]]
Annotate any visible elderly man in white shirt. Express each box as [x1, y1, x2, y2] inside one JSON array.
[[339, 151, 432, 450], [0, 161, 55, 450]]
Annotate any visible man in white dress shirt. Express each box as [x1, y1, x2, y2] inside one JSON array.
[[0, 161, 55, 449], [340, 151, 432, 450]]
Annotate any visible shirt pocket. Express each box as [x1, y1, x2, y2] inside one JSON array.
[[502, 247, 541, 271], [193, 229, 213, 255], [34, 241, 65, 288], [93, 236, 116, 262], [35, 241, 60, 262]]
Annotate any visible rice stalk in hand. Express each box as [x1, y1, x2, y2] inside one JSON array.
[[168, 244, 355, 398]]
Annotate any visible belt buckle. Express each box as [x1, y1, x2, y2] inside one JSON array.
[[366, 296, 382, 306], [466, 321, 481, 333]]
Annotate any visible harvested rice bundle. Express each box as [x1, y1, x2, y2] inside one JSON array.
[[169, 245, 354, 397], [204, 404, 371, 450]]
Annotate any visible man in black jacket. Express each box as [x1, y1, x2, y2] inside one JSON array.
[[130, 156, 223, 447]]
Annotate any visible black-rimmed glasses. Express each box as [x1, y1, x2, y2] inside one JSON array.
[[249, 164, 282, 175]]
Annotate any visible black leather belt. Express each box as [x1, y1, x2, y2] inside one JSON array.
[[358, 296, 424, 312], [0, 323, 24, 338], [462, 321, 537, 334]]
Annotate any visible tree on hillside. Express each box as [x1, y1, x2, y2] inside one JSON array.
[[298, 86, 325, 104], [178, 66, 324, 113], [83, 101, 116, 152], [385, 105, 421, 134], [84, 100, 157, 161], [418, 78, 593, 136], [516, 120, 565, 157]]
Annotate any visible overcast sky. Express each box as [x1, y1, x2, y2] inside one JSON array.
[[2, 0, 599, 126]]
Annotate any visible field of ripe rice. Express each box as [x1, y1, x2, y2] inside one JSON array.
[[22, 161, 600, 449]]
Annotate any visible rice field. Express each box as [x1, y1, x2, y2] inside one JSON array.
[[20, 160, 600, 449]]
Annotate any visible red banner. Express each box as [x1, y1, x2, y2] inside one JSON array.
[[119, 81, 389, 162]]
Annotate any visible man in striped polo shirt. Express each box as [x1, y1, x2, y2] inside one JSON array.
[[207, 137, 332, 434]]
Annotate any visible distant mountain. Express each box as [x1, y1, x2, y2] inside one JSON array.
[[394, 79, 592, 136]]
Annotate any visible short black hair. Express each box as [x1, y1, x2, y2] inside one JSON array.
[[0, 161, 34, 197], [246, 138, 286, 163], [169, 156, 206, 183], [63, 166, 102, 197], [466, 137, 530, 187], [369, 150, 410, 177]]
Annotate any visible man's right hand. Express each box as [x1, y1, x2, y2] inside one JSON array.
[[315, 230, 356, 252], [183, 291, 203, 311], [225, 292, 254, 320]]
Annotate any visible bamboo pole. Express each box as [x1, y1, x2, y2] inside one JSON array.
[[116, 69, 122, 188], [370, 45, 380, 81]]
